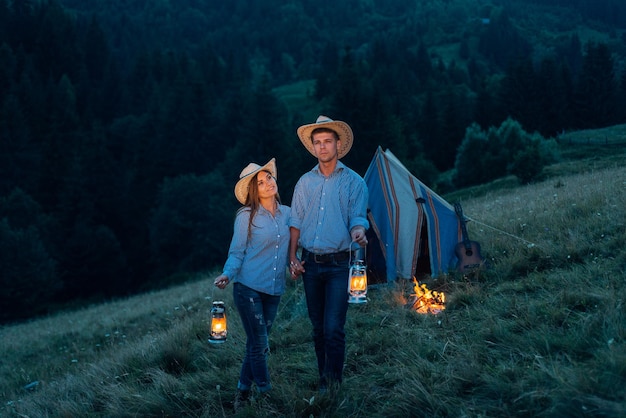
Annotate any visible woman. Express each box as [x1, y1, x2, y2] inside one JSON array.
[[213, 158, 290, 409]]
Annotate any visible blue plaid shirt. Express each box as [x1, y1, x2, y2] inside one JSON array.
[[290, 161, 369, 254], [222, 204, 290, 295]]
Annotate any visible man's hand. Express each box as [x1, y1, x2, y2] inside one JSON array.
[[289, 258, 306, 279], [351, 226, 368, 247]]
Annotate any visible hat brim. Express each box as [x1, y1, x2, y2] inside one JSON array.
[[234, 158, 277, 205], [297, 120, 353, 159]]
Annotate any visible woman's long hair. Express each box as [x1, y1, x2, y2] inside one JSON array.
[[238, 170, 281, 240]]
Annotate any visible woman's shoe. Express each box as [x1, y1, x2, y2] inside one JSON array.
[[233, 389, 250, 411]]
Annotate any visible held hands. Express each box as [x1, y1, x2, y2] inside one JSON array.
[[214, 274, 229, 289], [351, 226, 368, 247], [289, 258, 305, 280]]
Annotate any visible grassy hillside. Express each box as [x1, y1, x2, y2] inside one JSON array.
[[2, 142, 625, 417]]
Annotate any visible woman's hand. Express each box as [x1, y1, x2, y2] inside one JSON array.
[[214, 274, 229, 289], [289, 259, 305, 280]]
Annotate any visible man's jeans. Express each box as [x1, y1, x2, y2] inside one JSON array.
[[302, 258, 350, 384], [233, 282, 281, 393]]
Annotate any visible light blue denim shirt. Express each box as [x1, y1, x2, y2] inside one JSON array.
[[290, 161, 369, 254], [222, 204, 290, 295]]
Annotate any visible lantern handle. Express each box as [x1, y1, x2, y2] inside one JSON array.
[[349, 240, 366, 265]]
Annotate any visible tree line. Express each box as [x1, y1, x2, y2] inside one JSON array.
[[1, 0, 625, 322]]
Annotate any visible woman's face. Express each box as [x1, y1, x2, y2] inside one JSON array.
[[256, 171, 277, 200]]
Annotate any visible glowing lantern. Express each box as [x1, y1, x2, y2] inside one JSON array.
[[348, 259, 368, 304], [208, 301, 227, 344]]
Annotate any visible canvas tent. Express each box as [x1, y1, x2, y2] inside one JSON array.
[[364, 147, 461, 284]]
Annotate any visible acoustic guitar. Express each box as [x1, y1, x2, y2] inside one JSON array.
[[454, 203, 484, 273]]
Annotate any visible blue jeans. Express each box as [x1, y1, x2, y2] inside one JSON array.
[[302, 258, 350, 384], [233, 282, 281, 393]]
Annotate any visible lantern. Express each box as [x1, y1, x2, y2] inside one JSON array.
[[208, 301, 227, 344], [348, 259, 368, 304]]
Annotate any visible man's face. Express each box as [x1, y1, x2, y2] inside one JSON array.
[[312, 131, 340, 163]]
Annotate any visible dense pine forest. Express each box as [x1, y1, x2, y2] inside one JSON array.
[[2, 0, 626, 322]]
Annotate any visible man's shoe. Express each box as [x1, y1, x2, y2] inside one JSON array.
[[318, 378, 328, 394], [257, 390, 272, 405]]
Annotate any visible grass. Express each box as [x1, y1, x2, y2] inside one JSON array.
[[2, 142, 626, 417], [558, 124, 626, 146], [272, 79, 323, 123]]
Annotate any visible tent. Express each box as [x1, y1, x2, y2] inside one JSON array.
[[364, 147, 461, 284]]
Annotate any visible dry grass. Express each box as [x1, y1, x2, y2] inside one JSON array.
[[2, 152, 626, 417]]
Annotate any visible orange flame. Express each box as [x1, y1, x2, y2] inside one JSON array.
[[411, 278, 445, 314], [349, 272, 367, 292]]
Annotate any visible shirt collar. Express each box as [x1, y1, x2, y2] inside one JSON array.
[[312, 160, 345, 176], [257, 202, 282, 216]]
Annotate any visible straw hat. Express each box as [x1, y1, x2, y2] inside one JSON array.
[[234, 158, 277, 205], [297, 115, 353, 159]]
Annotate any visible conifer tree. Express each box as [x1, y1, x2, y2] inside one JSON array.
[[574, 42, 618, 128]]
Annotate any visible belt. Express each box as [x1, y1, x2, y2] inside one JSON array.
[[302, 249, 353, 264]]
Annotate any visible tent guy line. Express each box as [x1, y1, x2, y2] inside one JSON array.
[[464, 217, 542, 249]]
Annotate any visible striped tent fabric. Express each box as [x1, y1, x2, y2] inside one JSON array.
[[364, 147, 461, 282]]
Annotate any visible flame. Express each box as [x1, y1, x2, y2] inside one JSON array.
[[211, 317, 227, 336], [349, 273, 367, 292], [212, 320, 225, 332], [411, 278, 445, 314]]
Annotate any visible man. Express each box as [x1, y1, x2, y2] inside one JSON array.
[[289, 115, 369, 393]]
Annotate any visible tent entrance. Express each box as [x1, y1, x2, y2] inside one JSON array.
[[366, 214, 432, 284], [414, 216, 431, 279], [365, 224, 388, 286]]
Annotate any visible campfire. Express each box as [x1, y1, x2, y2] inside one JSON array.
[[410, 278, 446, 314]]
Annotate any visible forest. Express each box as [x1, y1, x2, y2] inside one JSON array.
[[1, 0, 626, 322]]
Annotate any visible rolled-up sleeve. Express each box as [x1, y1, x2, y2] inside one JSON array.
[[222, 210, 249, 279], [349, 176, 369, 232], [289, 179, 305, 231]]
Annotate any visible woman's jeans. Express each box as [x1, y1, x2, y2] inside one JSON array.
[[233, 282, 281, 393], [301, 258, 350, 384]]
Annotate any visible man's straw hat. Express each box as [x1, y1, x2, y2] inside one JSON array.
[[297, 115, 353, 159]]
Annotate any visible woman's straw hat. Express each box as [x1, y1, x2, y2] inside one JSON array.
[[234, 158, 277, 205]]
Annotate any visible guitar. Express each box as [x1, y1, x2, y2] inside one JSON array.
[[454, 203, 484, 273]]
